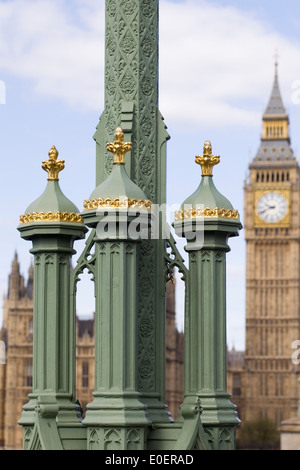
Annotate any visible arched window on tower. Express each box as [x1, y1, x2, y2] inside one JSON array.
[[82, 362, 89, 388], [24, 360, 32, 387]]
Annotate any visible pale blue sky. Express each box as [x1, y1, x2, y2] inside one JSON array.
[[1, 0, 300, 350]]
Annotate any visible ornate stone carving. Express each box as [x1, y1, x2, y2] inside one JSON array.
[[107, 0, 117, 16], [121, 0, 136, 16], [201, 251, 211, 263], [88, 429, 100, 451], [104, 428, 122, 450], [141, 0, 155, 18], [127, 429, 141, 450], [120, 32, 136, 54]]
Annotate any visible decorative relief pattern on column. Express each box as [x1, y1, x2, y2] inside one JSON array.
[[104, 0, 158, 200], [137, 241, 155, 392], [23, 427, 32, 450], [99, 1, 169, 408], [219, 428, 232, 450], [201, 251, 211, 263], [88, 429, 100, 451], [104, 429, 122, 450]]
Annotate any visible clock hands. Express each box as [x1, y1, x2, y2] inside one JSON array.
[[259, 204, 276, 214]]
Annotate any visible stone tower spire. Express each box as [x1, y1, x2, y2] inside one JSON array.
[[8, 252, 22, 300], [264, 61, 286, 116], [252, 62, 295, 164], [26, 262, 34, 300]]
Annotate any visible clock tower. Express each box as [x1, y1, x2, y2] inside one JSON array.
[[243, 62, 300, 425]]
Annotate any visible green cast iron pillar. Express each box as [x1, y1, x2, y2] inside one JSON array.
[[81, 128, 152, 450], [94, 0, 171, 423], [174, 141, 242, 450], [17, 147, 87, 450]]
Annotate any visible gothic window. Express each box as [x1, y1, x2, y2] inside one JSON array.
[[82, 362, 89, 388], [24, 360, 32, 387], [232, 373, 241, 396], [28, 319, 33, 339]]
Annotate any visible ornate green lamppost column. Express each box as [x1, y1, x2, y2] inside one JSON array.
[[95, 0, 171, 424], [17, 147, 87, 450], [174, 141, 242, 450], [81, 128, 152, 450]]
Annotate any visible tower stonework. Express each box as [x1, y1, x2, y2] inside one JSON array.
[[165, 280, 184, 420], [242, 64, 300, 426], [0, 254, 33, 450]]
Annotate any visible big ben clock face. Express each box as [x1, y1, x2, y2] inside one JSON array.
[[257, 192, 287, 223]]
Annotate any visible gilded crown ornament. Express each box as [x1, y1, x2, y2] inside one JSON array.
[[19, 146, 83, 225], [42, 146, 65, 180], [82, 126, 152, 212], [107, 127, 132, 165], [195, 140, 220, 176]]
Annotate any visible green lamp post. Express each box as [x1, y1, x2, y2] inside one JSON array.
[[173, 141, 242, 450], [17, 146, 87, 450], [95, 0, 171, 425], [81, 127, 152, 450], [17, 0, 243, 450]]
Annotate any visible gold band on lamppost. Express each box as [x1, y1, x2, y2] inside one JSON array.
[[174, 207, 240, 221]]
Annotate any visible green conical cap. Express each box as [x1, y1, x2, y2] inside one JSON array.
[[89, 163, 148, 201], [177, 140, 242, 231], [182, 176, 234, 211], [182, 140, 234, 211], [24, 179, 80, 215], [22, 145, 80, 216], [87, 127, 150, 203]]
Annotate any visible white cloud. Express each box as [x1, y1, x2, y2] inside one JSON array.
[[0, 0, 105, 110], [159, 0, 300, 128], [0, 0, 299, 125]]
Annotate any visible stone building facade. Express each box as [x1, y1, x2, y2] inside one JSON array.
[[0, 253, 184, 450], [227, 64, 300, 432]]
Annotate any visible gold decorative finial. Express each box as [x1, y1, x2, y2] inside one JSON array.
[[195, 141, 220, 176], [42, 146, 65, 181], [107, 127, 132, 165]]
